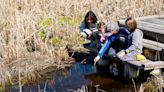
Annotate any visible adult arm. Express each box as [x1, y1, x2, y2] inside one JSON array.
[[125, 30, 143, 53], [79, 21, 86, 32]]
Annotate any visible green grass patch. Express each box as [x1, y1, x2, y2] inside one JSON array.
[[49, 36, 63, 45], [0, 84, 4, 91], [37, 31, 46, 39], [39, 18, 54, 29], [58, 16, 82, 27]]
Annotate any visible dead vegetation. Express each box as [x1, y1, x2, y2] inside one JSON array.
[[0, 0, 163, 89], [143, 76, 164, 92]]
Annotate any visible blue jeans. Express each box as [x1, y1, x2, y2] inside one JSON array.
[[104, 36, 126, 57]]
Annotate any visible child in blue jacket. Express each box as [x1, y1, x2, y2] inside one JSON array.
[[94, 17, 143, 65], [94, 23, 130, 65]]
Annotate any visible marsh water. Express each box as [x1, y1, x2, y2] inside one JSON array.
[[5, 62, 143, 92], [5, 50, 143, 92]]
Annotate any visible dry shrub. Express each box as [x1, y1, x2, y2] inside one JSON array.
[[143, 76, 164, 92], [7, 48, 74, 84]]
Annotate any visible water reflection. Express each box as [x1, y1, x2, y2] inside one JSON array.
[[6, 63, 95, 92], [54, 63, 95, 92]]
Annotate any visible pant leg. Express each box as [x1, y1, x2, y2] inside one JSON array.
[[108, 47, 116, 57], [108, 36, 126, 57], [115, 36, 126, 52], [118, 36, 126, 51]]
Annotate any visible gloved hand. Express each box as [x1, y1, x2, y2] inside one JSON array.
[[100, 36, 106, 43], [94, 55, 100, 65], [81, 29, 92, 38]]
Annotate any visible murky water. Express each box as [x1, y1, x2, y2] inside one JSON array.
[[4, 48, 145, 92], [5, 62, 142, 92]]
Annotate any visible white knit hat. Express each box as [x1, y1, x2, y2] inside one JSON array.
[[106, 22, 118, 32]]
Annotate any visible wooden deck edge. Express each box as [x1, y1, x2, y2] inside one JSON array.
[[143, 39, 164, 49], [126, 60, 164, 70], [143, 43, 162, 51], [120, 15, 164, 20], [119, 15, 164, 25], [136, 15, 164, 20]]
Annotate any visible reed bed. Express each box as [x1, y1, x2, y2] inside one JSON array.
[[0, 0, 163, 88]]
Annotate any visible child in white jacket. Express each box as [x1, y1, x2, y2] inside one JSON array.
[[117, 17, 143, 61]]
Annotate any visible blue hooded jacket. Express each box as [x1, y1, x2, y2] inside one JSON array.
[[98, 27, 130, 57]]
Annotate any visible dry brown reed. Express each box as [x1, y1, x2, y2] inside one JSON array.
[[0, 0, 163, 87], [143, 76, 164, 92], [0, 0, 163, 59], [0, 62, 11, 85]]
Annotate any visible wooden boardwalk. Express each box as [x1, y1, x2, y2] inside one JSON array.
[[119, 15, 164, 71], [119, 15, 164, 43], [119, 15, 164, 61]]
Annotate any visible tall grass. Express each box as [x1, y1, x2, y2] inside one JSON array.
[[0, 0, 163, 59], [0, 0, 163, 86]]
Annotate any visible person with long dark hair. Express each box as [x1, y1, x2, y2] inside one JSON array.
[[80, 10, 99, 45]]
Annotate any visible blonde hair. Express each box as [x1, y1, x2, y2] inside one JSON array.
[[125, 17, 137, 32]]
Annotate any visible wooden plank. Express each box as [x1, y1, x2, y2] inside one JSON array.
[[144, 61, 164, 66], [144, 66, 164, 70], [126, 60, 164, 70], [144, 61, 164, 70], [157, 17, 164, 20], [143, 39, 164, 49], [119, 15, 163, 25], [136, 15, 161, 20], [143, 31, 164, 43], [138, 25, 164, 34], [137, 21, 164, 31], [143, 43, 162, 51], [143, 18, 164, 25]]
